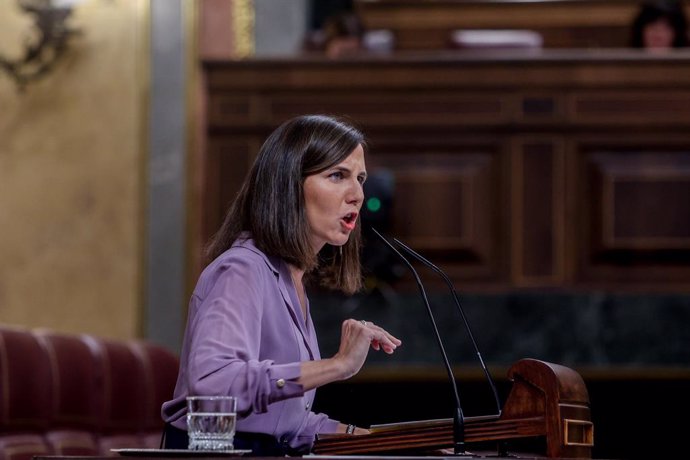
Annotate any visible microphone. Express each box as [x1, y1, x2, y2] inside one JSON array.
[[370, 228, 468, 456], [392, 237, 502, 417]]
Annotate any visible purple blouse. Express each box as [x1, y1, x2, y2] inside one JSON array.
[[161, 237, 339, 451]]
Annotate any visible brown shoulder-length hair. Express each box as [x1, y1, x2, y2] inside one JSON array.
[[205, 114, 366, 294]]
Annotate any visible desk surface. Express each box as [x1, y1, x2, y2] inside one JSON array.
[[34, 455, 620, 460]]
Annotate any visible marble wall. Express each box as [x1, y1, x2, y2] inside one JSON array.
[[312, 290, 690, 368], [0, 0, 148, 338]]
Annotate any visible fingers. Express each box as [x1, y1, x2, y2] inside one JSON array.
[[357, 320, 401, 354], [334, 319, 401, 379]]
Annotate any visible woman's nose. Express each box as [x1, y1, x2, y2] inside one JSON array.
[[347, 180, 364, 206]]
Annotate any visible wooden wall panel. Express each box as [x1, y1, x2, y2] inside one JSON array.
[[203, 52, 690, 291], [610, 180, 690, 246], [207, 95, 253, 125], [573, 142, 690, 286], [267, 92, 506, 126], [366, 140, 507, 280], [209, 91, 508, 127], [569, 91, 690, 126], [203, 139, 255, 240], [512, 139, 565, 286]]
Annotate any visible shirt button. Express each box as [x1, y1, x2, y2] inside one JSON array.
[[305, 402, 311, 410], [276, 378, 286, 388]]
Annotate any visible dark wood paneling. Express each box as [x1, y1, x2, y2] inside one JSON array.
[[205, 53, 690, 91], [513, 139, 565, 285], [366, 139, 507, 280], [208, 91, 508, 127], [612, 180, 690, 244], [574, 143, 690, 285], [207, 95, 253, 124], [202, 52, 690, 291], [570, 91, 690, 125], [268, 92, 505, 125], [204, 139, 255, 240]]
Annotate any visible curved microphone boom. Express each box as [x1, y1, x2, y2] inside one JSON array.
[[370, 228, 468, 456], [392, 237, 502, 417]]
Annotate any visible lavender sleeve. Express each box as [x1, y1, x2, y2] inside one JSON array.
[[186, 255, 304, 415]]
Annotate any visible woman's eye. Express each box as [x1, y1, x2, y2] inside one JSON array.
[[328, 171, 343, 180]]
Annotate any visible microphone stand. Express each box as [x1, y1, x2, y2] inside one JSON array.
[[392, 238, 502, 417], [371, 228, 471, 456]]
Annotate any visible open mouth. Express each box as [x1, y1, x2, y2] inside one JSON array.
[[341, 212, 358, 230]]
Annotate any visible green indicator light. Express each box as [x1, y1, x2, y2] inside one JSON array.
[[366, 197, 382, 212]]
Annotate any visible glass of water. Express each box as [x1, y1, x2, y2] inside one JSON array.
[[186, 395, 237, 451]]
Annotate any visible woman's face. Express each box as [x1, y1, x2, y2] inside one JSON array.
[[303, 144, 366, 253], [643, 19, 676, 50]]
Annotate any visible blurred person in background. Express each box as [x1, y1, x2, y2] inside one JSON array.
[[631, 0, 689, 50], [322, 12, 365, 58]]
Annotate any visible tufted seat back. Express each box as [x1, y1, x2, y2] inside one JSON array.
[[34, 330, 103, 456], [0, 327, 53, 460], [0, 326, 179, 459]]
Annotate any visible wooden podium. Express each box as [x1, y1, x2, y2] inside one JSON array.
[[313, 359, 593, 458]]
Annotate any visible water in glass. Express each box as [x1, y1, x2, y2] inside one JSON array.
[[186, 396, 237, 451], [187, 411, 236, 450]]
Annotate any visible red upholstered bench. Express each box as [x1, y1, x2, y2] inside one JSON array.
[[0, 325, 179, 460]]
